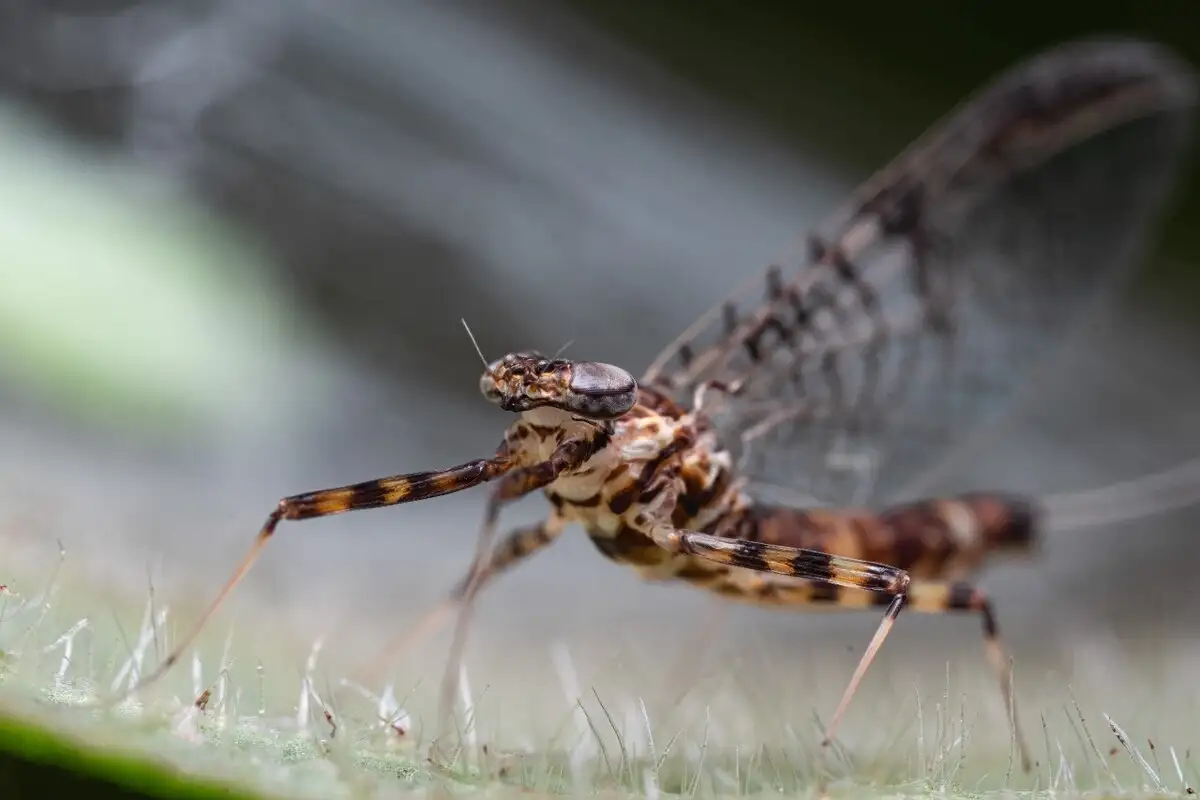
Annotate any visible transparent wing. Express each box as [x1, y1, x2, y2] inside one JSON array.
[[641, 38, 1197, 509]]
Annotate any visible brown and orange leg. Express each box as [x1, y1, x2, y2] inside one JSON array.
[[903, 579, 1031, 772], [689, 569, 1031, 774], [99, 437, 541, 706], [635, 506, 912, 771]]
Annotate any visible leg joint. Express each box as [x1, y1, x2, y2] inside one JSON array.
[[948, 581, 998, 637]]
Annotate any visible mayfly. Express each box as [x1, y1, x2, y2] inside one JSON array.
[[111, 39, 1197, 771]]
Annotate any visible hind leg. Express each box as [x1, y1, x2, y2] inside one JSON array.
[[902, 579, 1031, 772]]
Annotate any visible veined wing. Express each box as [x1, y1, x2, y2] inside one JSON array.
[[641, 38, 1197, 508]]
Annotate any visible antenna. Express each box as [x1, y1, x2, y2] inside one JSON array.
[[461, 318, 490, 369]]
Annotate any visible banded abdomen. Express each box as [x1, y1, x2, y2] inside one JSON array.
[[632, 493, 1035, 623], [731, 492, 1039, 582]]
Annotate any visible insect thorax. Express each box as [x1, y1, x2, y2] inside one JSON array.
[[512, 393, 745, 561]]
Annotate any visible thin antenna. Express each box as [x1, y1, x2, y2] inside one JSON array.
[[461, 318, 489, 370], [553, 339, 576, 359]]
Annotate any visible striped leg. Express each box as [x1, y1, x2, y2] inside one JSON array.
[[683, 570, 1031, 774], [432, 435, 603, 760], [359, 513, 566, 688], [637, 509, 912, 768], [103, 442, 520, 705]]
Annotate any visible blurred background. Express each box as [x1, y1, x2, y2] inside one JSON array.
[[1, 0, 1199, 772]]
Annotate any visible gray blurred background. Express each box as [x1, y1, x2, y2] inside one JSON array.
[[1, 0, 1199, 767]]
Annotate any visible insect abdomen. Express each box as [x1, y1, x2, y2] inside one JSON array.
[[743, 492, 1039, 580]]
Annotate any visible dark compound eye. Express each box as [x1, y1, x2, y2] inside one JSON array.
[[569, 362, 634, 396], [564, 362, 637, 419]]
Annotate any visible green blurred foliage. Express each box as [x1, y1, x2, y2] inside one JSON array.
[[0, 109, 300, 440], [0, 711, 264, 800]]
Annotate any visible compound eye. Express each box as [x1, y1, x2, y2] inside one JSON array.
[[566, 362, 637, 419]]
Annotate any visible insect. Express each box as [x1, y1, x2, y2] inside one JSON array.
[[112, 38, 1196, 773]]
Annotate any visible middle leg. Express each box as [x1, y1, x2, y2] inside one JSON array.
[[432, 444, 596, 759], [359, 512, 566, 687]]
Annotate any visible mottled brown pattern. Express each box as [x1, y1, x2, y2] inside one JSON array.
[[724, 496, 1040, 578], [449, 516, 567, 599], [587, 524, 672, 568], [960, 492, 1039, 551], [634, 385, 687, 419]]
